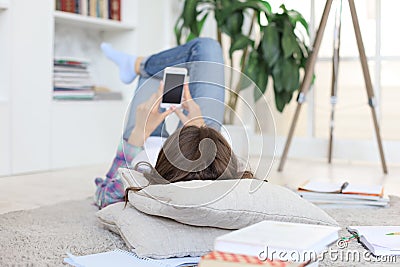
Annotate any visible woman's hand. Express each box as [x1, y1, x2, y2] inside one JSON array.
[[174, 84, 205, 127], [128, 82, 174, 146]]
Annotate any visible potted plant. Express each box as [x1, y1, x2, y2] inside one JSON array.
[[174, 0, 310, 124]]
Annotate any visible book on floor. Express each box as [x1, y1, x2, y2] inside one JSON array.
[[64, 249, 200, 267], [297, 181, 388, 207], [214, 220, 340, 263], [198, 251, 307, 267], [347, 226, 400, 256], [298, 181, 384, 196]]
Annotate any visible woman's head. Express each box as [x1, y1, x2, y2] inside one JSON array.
[[137, 125, 253, 183]]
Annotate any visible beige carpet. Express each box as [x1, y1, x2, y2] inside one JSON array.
[[0, 197, 400, 266]]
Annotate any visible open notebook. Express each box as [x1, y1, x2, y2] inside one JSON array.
[[347, 226, 400, 256], [64, 249, 200, 267]]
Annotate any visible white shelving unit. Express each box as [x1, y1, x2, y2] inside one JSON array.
[[0, 0, 138, 176], [0, 0, 9, 10], [54, 10, 135, 31], [49, 1, 137, 171]]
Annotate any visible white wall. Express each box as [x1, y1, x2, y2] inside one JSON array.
[[10, 0, 53, 173], [0, 5, 11, 175], [136, 0, 177, 55]]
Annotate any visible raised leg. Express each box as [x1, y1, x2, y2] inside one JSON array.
[[123, 37, 225, 141], [141, 37, 225, 130]]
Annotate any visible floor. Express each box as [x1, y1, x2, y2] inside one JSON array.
[[0, 157, 399, 215]]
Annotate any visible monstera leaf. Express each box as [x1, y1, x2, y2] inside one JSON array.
[[175, 0, 310, 119]]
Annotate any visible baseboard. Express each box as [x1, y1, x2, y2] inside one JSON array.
[[248, 134, 400, 165]]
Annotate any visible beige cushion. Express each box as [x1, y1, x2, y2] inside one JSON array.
[[96, 202, 229, 259], [124, 170, 338, 229]]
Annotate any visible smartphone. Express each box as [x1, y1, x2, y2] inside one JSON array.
[[160, 67, 187, 109]]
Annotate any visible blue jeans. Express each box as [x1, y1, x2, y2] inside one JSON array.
[[123, 37, 225, 140]]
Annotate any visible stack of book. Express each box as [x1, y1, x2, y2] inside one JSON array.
[[297, 181, 389, 207], [199, 220, 341, 267], [55, 0, 121, 21], [53, 57, 95, 100]]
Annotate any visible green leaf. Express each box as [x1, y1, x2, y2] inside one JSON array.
[[174, 17, 184, 45], [272, 58, 300, 93], [274, 90, 293, 112], [219, 0, 272, 22], [244, 50, 259, 83], [261, 24, 280, 67], [271, 60, 283, 92], [186, 12, 209, 42], [183, 0, 199, 27], [259, 1, 272, 15], [279, 3, 288, 13], [244, 50, 269, 101], [221, 11, 244, 37], [292, 41, 303, 64], [281, 22, 298, 58], [253, 70, 268, 102], [286, 9, 309, 34], [189, 17, 200, 36], [229, 34, 253, 57], [238, 74, 253, 91], [245, 50, 269, 101], [253, 62, 269, 101], [186, 32, 197, 43]]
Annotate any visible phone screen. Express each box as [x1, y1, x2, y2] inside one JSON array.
[[162, 73, 185, 104]]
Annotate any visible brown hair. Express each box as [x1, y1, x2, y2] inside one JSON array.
[[124, 125, 253, 202]]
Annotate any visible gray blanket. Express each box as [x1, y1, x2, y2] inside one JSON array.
[[1, 197, 399, 266]]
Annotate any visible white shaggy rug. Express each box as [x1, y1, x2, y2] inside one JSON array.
[[1, 197, 400, 266]]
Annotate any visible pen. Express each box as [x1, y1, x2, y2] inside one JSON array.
[[339, 182, 349, 193], [386, 232, 400, 236]]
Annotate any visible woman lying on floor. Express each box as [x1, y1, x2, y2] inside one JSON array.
[[95, 37, 253, 209]]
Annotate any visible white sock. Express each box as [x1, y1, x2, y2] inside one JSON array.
[[101, 43, 137, 84]]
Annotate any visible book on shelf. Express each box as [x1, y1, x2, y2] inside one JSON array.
[[54, 57, 89, 67], [347, 226, 400, 256], [89, 0, 97, 17], [53, 90, 123, 101], [53, 57, 95, 100], [109, 0, 121, 21], [59, 0, 76, 13], [213, 220, 340, 264], [80, 0, 88, 16], [53, 90, 95, 100], [297, 180, 389, 207], [55, 0, 121, 21], [54, 66, 90, 73], [198, 251, 307, 267]]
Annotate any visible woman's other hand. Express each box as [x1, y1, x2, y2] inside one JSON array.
[[128, 82, 174, 146], [174, 84, 205, 127]]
